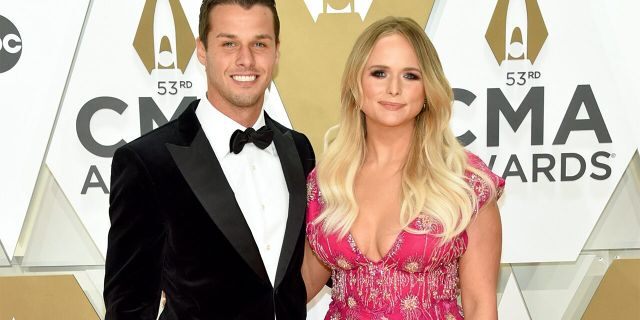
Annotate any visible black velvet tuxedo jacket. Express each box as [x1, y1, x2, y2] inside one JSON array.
[[104, 100, 315, 320]]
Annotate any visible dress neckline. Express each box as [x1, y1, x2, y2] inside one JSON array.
[[347, 230, 405, 264]]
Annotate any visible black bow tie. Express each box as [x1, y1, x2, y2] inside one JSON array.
[[229, 126, 274, 154]]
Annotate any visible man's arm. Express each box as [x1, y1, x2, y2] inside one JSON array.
[[104, 146, 165, 320], [293, 132, 315, 176]]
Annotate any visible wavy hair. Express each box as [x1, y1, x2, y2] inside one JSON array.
[[315, 16, 495, 241]]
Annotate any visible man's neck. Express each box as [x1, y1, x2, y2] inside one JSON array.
[[206, 95, 264, 128]]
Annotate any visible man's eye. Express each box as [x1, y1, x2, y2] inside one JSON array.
[[223, 42, 236, 47], [255, 42, 267, 48], [371, 70, 386, 78]]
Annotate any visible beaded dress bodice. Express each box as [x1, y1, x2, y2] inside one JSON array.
[[306, 153, 504, 320]]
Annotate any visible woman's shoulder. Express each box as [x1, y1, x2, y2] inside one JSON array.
[[464, 151, 487, 169], [306, 168, 324, 220], [464, 151, 506, 208]]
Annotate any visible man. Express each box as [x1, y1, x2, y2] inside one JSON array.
[[103, 1, 314, 319]]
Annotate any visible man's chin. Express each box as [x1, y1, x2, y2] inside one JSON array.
[[229, 95, 263, 109]]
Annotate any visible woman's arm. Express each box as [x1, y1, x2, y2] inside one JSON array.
[[459, 200, 502, 319], [302, 240, 331, 303]]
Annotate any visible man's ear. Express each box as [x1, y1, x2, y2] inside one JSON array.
[[196, 37, 207, 66]]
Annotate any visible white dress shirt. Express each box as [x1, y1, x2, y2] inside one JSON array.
[[195, 97, 289, 286]]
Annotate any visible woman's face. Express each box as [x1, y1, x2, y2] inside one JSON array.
[[360, 33, 426, 130]]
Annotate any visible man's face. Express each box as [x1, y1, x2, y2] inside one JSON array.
[[197, 4, 279, 111]]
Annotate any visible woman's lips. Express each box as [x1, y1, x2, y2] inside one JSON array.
[[378, 101, 406, 110]]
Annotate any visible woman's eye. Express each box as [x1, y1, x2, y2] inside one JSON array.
[[404, 73, 420, 80], [371, 70, 386, 78]]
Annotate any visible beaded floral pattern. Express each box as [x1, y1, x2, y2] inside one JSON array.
[[306, 152, 505, 320]]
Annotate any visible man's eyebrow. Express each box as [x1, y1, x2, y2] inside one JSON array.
[[215, 33, 274, 41], [216, 33, 237, 39], [255, 34, 274, 41]]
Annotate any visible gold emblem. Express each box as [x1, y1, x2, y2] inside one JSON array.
[[133, 0, 195, 73], [485, 0, 548, 65]]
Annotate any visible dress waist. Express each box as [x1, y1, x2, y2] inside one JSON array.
[[329, 262, 462, 318]]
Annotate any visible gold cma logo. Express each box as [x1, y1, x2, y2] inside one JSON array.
[[303, 0, 373, 22], [133, 0, 195, 73], [485, 0, 548, 65]]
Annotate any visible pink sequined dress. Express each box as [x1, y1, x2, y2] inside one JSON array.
[[306, 152, 505, 320]]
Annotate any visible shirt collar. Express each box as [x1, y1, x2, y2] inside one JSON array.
[[195, 96, 274, 158]]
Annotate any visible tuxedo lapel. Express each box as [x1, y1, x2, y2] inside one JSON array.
[[166, 110, 269, 284], [267, 116, 306, 288]]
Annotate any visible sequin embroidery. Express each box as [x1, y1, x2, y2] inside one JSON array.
[[305, 152, 505, 320]]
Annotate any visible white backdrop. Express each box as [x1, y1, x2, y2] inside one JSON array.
[[433, 0, 637, 262], [0, 0, 90, 261]]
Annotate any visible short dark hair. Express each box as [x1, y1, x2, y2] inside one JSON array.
[[199, 0, 280, 48]]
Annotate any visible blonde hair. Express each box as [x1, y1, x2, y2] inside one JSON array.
[[315, 16, 494, 241]]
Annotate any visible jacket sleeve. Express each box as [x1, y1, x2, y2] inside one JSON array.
[[104, 145, 165, 320]]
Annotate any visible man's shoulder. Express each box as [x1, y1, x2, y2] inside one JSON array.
[[266, 115, 315, 175], [113, 117, 187, 166], [267, 116, 310, 145], [128, 119, 180, 151], [124, 100, 199, 154]]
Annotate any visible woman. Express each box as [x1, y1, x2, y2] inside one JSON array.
[[302, 17, 505, 320]]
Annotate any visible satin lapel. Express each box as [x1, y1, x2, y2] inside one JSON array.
[[166, 129, 269, 284], [269, 119, 306, 288]]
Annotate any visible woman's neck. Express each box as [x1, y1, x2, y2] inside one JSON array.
[[363, 120, 414, 169]]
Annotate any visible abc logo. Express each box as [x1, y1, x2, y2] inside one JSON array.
[[0, 15, 22, 73]]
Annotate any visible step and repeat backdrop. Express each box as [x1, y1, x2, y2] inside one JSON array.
[[1, 0, 639, 319]]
